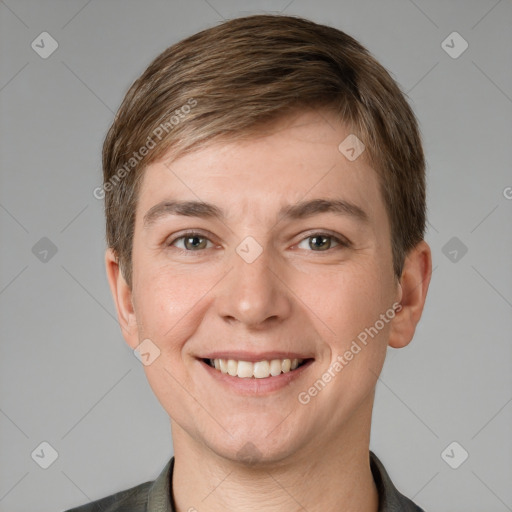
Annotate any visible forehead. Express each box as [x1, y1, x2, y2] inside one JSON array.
[[136, 110, 385, 225]]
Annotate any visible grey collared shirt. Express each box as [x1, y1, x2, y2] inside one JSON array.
[[63, 451, 425, 512]]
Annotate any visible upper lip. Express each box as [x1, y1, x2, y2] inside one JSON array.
[[199, 351, 314, 363]]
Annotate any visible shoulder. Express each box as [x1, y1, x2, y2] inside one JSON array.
[[62, 456, 174, 512], [62, 480, 153, 512]]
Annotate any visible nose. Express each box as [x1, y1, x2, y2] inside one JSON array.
[[215, 244, 293, 328]]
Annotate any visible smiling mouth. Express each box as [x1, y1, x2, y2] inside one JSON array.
[[202, 357, 311, 379]]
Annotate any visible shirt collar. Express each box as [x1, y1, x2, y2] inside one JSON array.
[[147, 456, 174, 511], [370, 451, 424, 511]]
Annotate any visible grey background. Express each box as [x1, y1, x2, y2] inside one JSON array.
[[0, 0, 511, 511]]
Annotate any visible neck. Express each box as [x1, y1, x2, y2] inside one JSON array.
[[170, 397, 379, 512]]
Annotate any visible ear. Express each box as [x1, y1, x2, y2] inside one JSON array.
[[388, 241, 432, 349], [105, 248, 139, 350]]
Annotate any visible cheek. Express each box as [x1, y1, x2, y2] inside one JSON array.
[[334, 267, 395, 377], [301, 260, 391, 342], [135, 263, 198, 327], [132, 266, 207, 417], [132, 262, 219, 370]]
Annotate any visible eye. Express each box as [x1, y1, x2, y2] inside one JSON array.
[[169, 232, 214, 251], [296, 233, 348, 252]]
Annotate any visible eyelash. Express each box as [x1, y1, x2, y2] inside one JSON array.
[[166, 230, 351, 253]]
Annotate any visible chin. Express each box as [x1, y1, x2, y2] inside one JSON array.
[[206, 425, 303, 468]]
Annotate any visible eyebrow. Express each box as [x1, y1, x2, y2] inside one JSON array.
[[143, 197, 369, 228]]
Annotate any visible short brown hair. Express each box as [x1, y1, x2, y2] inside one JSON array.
[[102, 14, 426, 289]]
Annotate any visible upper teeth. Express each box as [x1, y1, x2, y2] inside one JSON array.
[[210, 358, 303, 379]]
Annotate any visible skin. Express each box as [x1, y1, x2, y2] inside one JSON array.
[[106, 109, 431, 512]]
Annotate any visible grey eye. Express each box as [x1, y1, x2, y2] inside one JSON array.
[[297, 234, 340, 251]]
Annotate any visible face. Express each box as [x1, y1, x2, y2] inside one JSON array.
[[109, 109, 411, 465]]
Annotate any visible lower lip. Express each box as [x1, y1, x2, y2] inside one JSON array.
[[199, 359, 314, 396]]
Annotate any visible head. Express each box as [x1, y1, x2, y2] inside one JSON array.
[[104, 14, 431, 464]]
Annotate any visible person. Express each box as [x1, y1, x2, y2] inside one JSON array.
[[66, 13, 432, 512]]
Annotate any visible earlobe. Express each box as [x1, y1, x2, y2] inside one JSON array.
[[105, 248, 138, 348], [388, 241, 432, 349]]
